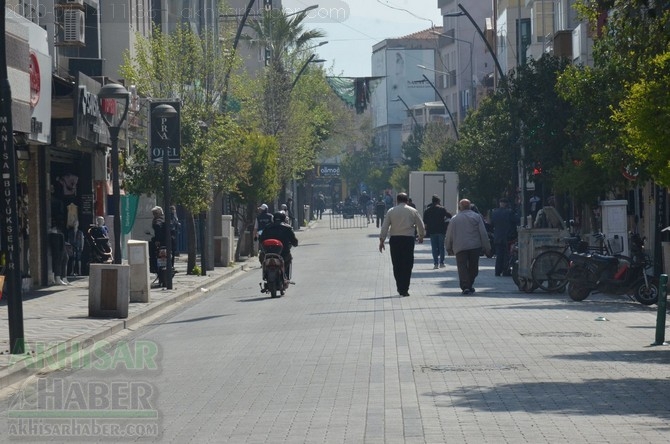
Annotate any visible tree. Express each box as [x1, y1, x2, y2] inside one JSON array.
[[230, 132, 281, 260], [120, 25, 248, 272], [559, 1, 670, 189], [453, 90, 515, 211], [401, 125, 424, 170], [420, 122, 456, 171], [614, 51, 670, 187], [243, 9, 326, 187]]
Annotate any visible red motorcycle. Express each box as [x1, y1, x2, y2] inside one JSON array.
[[565, 233, 658, 305]]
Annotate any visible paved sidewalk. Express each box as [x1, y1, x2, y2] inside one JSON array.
[[0, 254, 250, 390]]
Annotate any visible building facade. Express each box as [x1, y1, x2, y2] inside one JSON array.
[[370, 29, 441, 165], [4, 0, 222, 289]]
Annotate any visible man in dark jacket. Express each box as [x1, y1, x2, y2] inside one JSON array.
[[253, 204, 274, 258], [423, 195, 452, 269], [491, 197, 517, 276], [259, 212, 299, 278], [375, 196, 387, 228]]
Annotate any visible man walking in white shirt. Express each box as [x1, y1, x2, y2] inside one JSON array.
[[379, 193, 426, 297]]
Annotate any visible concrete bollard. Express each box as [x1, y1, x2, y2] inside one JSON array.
[[215, 215, 234, 266], [303, 205, 310, 226], [653, 274, 668, 346], [127, 240, 150, 303], [89, 264, 130, 318]]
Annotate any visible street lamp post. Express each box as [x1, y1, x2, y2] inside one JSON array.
[[152, 104, 178, 289], [445, 3, 525, 223], [291, 53, 327, 91], [444, 4, 505, 87], [197, 120, 209, 277], [98, 83, 130, 265], [430, 30, 475, 111], [391, 95, 419, 127], [416, 68, 459, 139]]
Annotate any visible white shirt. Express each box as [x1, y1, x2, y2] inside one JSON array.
[[380, 203, 426, 239]]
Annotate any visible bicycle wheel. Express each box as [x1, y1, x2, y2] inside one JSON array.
[[531, 250, 570, 292]]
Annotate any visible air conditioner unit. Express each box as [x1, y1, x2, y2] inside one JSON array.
[[64, 0, 84, 6], [63, 9, 85, 45]]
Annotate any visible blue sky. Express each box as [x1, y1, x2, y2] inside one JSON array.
[[283, 0, 443, 77]]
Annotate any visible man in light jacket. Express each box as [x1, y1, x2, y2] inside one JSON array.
[[445, 199, 492, 295], [379, 193, 426, 297]]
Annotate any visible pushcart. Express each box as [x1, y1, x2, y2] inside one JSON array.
[[515, 227, 570, 292]]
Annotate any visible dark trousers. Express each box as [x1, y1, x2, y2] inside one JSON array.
[[389, 236, 416, 294], [494, 241, 509, 275], [455, 249, 481, 291]]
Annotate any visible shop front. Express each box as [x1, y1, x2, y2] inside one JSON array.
[[36, 72, 114, 285], [5, 12, 52, 290]]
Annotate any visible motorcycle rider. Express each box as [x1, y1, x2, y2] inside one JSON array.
[[259, 212, 298, 279], [253, 204, 274, 258]]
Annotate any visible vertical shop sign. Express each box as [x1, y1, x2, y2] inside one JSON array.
[[1, 3, 26, 353]]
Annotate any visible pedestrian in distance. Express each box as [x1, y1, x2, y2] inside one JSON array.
[[491, 197, 517, 276], [379, 192, 426, 297], [375, 196, 387, 228], [423, 195, 452, 269], [445, 199, 492, 295], [315, 194, 326, 220]]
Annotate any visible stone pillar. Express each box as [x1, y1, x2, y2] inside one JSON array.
[[127, 240, 150, 302], [89, 264, 130, 318], [215, 215, 234, 267]]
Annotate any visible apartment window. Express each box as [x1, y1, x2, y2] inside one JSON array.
[[533, 1, 556, 43]]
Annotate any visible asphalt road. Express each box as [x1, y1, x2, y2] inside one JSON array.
[[2, 216, 670, 443]]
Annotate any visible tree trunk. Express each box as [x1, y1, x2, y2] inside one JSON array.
[[185, 209, 197, 274], [233, 202, 254, 261]]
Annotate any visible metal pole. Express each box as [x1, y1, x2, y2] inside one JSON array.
[[653, 274, 667, 345], [395, 96, 419, 127], [291, 54, 316, 90], [421, 74, 459, 139], [456, 3, 505, 84], [163, 148, 173, 289], [469, 43, 475, 110], [200, 212, 206, 275], [109, 127, 122, 264], [1, 3, 25, 354]]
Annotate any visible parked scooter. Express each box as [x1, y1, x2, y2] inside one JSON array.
[[259, 239, 289, 298], [565, 232, 658, 305], [147, 233, 173, 288]]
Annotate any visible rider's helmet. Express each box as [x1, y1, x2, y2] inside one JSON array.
[[273, 212, 287, 223]]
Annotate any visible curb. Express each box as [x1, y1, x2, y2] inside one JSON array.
[[0, 263, 249, 391]]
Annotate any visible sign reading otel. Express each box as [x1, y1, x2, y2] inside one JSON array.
[[149, 101, 181, 164]]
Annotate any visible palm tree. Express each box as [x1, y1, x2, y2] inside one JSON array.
[[243, 8, 326, 185], [244, 9, 326, 73]]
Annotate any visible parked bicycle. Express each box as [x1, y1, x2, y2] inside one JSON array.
[[530, 232, 613, 292], [529, 235, 587, 292]]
